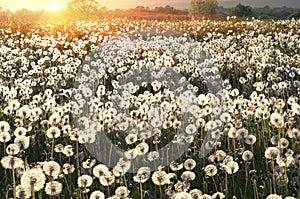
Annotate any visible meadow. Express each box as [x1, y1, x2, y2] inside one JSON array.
[[0, 18, 299, 199]]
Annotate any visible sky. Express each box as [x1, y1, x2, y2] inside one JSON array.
[[1, 0, 300, 11]]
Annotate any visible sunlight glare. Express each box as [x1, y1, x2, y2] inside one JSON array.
[[48, 1, 61, 12]]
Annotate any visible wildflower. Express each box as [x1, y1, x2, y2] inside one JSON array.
[[184, 158, 196, 170], [45, 181, 63, 196], [82, 159, 97, 169], [189, 189, 203, 199], [46, 126, 61, 139], [21, 168, 46, 192], [0, 131, 11, 143], [244, 135, 257, 145], [125, 133, 137, 145], [169, 161, 183, 171], [14, 135, 30, 150], [212, 192, 225, 199], [1, 156, 24, 169], [265, 147, 280, 159], [224, 161, 239, 174], [99, 172, 115, 186], [277, 138, 289, 149], [43, 161, 61, 179], [204, 164, 217, 177], [242, 150, 254, 161], [14, 127, 27, 137], [62, 163, 75, 175], [63, 145, 74, 157], [173, 192, 193, 199], [6, 143, 20, 155], [133, 167, 151, 183], [151, 170, 167, 185], [181, 171, 196, 181], [115, 186, 129, 198], [78, 175, 93, 188], [135, 142, 149, 155], [93, 164, 109, 178], [270, 112, 284, 128], [266, 194, 282, 199], [90, 190, 105, 199], [15, 185, 31, 199], [185, 124, 197, 134], [0, 121, 10, 132]]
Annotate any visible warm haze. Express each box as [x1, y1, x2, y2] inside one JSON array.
[[1, 0, 300, 11]]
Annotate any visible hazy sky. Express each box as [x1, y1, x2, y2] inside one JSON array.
[[1, 0, 300, 11]]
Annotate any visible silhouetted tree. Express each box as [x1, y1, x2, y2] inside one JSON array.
[[66, 0, 100, 20], [190, 0, 218, 17], [234, 3, 253, 17]]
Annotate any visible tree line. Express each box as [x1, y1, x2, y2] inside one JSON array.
[[0, 0, 300, 22]]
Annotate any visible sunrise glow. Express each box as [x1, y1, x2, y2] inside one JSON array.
[[48, 1, 62, 11]]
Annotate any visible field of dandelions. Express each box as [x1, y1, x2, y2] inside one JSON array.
[[0, 17, 300, 199]]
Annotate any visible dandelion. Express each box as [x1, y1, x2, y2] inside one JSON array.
[[270, 112, 284, 128], [115, 186, 129, 198], [189, 189, 203, 199], [181, 171, 196, 181], [82, 159, 97, 169], [93, 164, 109, 178], [21, 168, 46, 192], [169, 161, 183, 171], [0, 131, 11, 143], [212, 192, 225, 199], [0, 121, 10, 132], [14, 127, 27, 137], [277, 138, 289, 149], [63, 145, 74, 157], [204, 164, 217, 177], [186, 124, 197, 134], [62, 163, 75, 175], [78, 175, 93, 188], [46, 126, 61, 139], [151, 170, 167, 185], [266, 194, 282, 199], [125, 133, 137, 144], [184, 158, 196, 170], [173, 192, 193, 199], [90, 190, 105, 199], [99, 172, 115, 186], [265, 147, 280, 159], [224, 161, 239, 174], [14, 136, 30, 150], [244, 135, 257, 145], [135, 142, 149, 155], [1, 156, 24, 169], [43, 161, 61, 179], [242, 150, 253, 161], [15, 185, 31, 199], [6, 143, 20, 155], [45, 181, 63, 196], [133, 167, 151, 183]]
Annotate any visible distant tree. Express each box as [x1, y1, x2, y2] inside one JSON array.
[[234, 3, 253, 18], [189, 0, 218, 17], [66, 0, 101, 20]]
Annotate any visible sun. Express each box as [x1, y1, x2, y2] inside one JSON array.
[[48, 1, 61, 12]]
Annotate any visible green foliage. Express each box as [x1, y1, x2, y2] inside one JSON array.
[[189, 0, 218, 17], [234, 3, 253, 18], [66, 0, 101, 21]]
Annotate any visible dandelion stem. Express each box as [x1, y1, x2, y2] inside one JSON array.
[[51, 138, 55, 159], [12, 169, 16, 199], [139, 182, 143, 199], [211, 176, 218, 192], [271, 159, 276, 194]]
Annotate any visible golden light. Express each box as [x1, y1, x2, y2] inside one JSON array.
[[48, 1, 61, 12]]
